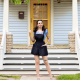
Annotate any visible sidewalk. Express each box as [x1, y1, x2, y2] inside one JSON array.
[[20, 76, 56, 80], [20, 75, 57, 80], [0, 74, 58, 80]]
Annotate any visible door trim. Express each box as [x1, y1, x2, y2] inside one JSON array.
[[51, 0, 54, 46], [30, 1, 51, 45]]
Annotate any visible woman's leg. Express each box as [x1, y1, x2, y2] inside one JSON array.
[[42, 56, 53, 77], [34, 55, 40, 78]]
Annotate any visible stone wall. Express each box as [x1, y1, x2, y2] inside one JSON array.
[[6, 32, 13, 53], [68, 31, 75, 53], [0, 32, 13, 53], [0, 32, 2, 45]]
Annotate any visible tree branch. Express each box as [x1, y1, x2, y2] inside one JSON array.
[[11, 0, 41, 5]]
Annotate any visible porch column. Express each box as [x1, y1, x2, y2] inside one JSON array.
[[28, 0, 30, 46], [51, 0, 54, 45], [72, 0, 78, 31], [3, 0, 9, 32]]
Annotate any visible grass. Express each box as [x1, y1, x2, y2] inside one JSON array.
[[56, 73, 80, 80], [0, 74, 21, 79], [0, 79, 7, 80]]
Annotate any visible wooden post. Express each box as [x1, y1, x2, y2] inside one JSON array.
[[72, 0, 78, 31], [3, 0, 9, 32]]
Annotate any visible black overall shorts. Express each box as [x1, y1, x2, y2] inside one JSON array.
[[31, 31, 48, 56]]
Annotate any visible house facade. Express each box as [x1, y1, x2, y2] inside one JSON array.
[[0, 0, 79, 47], [1, 0, 80, 73]]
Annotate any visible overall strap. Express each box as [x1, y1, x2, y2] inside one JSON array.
[[34, 31, 36, 35], [43, 30, 45, 34]]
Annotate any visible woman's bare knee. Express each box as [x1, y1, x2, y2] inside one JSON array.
[[42, 56, 48, 65], [34, 55, 40, 64]]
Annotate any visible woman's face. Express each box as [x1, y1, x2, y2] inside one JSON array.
[[37, 21, 43, 28]]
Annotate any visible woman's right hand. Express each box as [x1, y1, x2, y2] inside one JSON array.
[[29, 30, 35, 42], [29, 30, 32, 36]]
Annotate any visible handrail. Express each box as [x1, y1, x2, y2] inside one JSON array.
[[75, 29, 80, 69], [0, 28, 6, 69]]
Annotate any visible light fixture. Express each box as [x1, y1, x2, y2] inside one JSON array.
[[57, 0, 60, 3], [21, 0, 24, 3]]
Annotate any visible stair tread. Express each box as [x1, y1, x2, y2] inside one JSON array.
[[1, 68, 80, 71], [5, 53, 77, 55], [3, 63, 79, 65], [3, 65, 79, 69], [3, 60, 79, 64], [4, 57, 78, 60]]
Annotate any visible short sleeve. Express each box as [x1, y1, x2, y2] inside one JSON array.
[[33, 32, 34, 34], [33, 32, 35, 38], [45, 29, 48, 35]]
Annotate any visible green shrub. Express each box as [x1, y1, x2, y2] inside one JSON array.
[[0, 74, 21, 79], [56, 73, 80, 80]]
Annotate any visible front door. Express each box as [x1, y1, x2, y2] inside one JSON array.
[[30, 1, 50, 44]]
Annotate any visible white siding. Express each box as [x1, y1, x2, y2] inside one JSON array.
[[9, 1, 28, 45], [78, 0, 80, 31], [0, 0, 3, 32], [54, 0, 72, 45]]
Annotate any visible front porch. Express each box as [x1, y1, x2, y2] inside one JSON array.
[[12, 45, 69, 49], [0, 0, 80, 75], [0, 0, 78, 47]]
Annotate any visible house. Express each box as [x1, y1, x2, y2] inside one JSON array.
[[0, 0, 80, 75], [0, 0, 73, 46]]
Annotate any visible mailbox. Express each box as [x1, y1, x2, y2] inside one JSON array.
[[19, 11, 24, 19], [21, 0, 24, 3]]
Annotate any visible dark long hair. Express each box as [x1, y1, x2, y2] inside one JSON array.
[[33, 20, 46, 32]]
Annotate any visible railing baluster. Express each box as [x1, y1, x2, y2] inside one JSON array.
[[0, 28, 6, 69], [75, 29, 80, 69]]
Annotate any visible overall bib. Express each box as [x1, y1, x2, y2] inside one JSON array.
[[31, 31, 48, 56]]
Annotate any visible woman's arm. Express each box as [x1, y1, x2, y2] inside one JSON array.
[[45, 33, 50, 45], [29, 30, 35, 42], [29, 34, 35, 42]]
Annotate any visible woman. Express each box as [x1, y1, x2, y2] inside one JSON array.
[[29, 20, 53, 80]]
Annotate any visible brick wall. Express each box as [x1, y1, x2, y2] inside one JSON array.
[[6, 32, 13, 53], [0, 32, 13, 53], [68, 31, 75, 53]]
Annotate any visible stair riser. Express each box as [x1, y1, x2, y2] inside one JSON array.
[[3, 65, 79, 69], [3, 60, 79, 64], [0, 71, 80, 75], [11, 49, 70, 53], [4, 55, 78, 58]]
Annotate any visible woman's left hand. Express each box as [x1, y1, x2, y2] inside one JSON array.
[[41, 44, 47, 47]]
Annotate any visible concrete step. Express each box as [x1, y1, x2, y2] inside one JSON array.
[[3, 65, 79, 69], [2, 51, 79, 74], [5, 52, 77, 55], [3, 60, 79, 64], [3, 63, 79, 65], [4, 55, 78, 58], [4, 57, 78, 60], [11, 49, 70, 53], [1, 68, 80, 71], [0, 71, 80, 75], [4, 53, 78, 58]]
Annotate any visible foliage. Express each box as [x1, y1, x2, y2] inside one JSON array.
[[11, 0, 41, 5], [0, 74, 21, 79], [56, 73, 80, 80], [0, 79, 7, 80]]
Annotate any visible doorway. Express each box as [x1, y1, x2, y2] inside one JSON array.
[[30, 1, 50, 44]]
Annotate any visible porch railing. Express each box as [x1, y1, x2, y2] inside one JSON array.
[[0, 28, 6, 69], [75, 28, 80, 69]]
